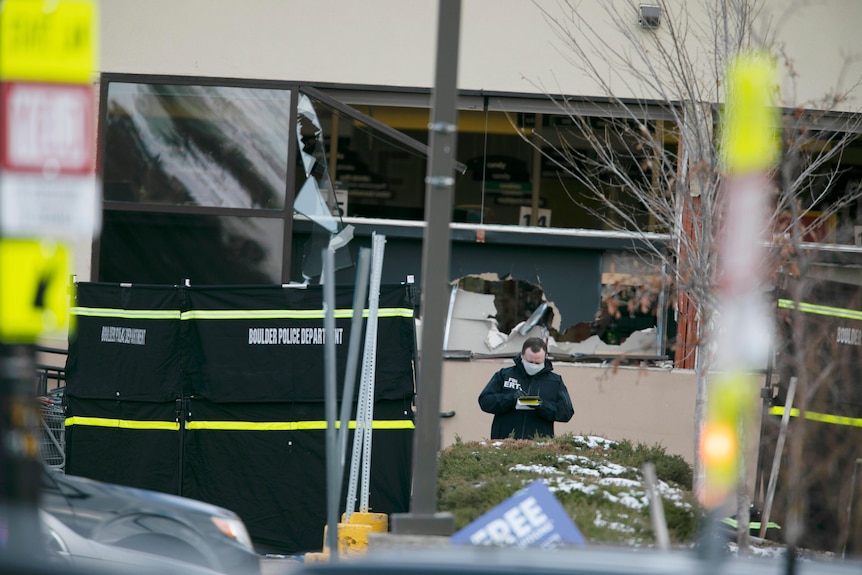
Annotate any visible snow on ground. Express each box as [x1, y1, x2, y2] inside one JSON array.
[[594, 511, 636, 534], [573, 435, 618, 449], [504, 438, 691, 516]]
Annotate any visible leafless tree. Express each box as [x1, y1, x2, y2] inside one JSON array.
[[527, 0, 862, 552]]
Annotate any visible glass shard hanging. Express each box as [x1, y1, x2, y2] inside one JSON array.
[[295, 92, 354, 281]]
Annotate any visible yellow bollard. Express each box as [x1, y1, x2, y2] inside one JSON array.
[[312, 512, 389, 561], [343, 511, 388, 533]]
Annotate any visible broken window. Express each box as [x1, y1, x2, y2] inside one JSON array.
[[446, 255, 674, 360]]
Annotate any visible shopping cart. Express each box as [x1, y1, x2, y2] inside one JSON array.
[[39, 389, 66, 471]]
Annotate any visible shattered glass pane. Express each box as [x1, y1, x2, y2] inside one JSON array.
[[103, 83, 290, 209], [295, 93, 353, 280]]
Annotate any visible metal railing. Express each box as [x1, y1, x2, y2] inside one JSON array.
[[35, 345, 67, 397]]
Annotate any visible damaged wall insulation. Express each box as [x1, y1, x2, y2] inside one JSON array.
[[441, 284, 664, 359], [446, 242, 603, 325]]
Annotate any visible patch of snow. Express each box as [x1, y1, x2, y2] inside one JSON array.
[[728, 543, 787, 559], [509, 463, 562, 475], [618, 492, 648, 510], [608, 521, 636, 533], [546, 477, 600, 496], [557, 454, 593, 464], [479, 441, 505, 447], [567, 465, 601, 477], [655, 481, 692, 509], [597, 462, 627, 475], [573, 435, 617, 449], [598, 477, 642, 488], [594, 511, 636, 534], [603, 490, 648, 510]]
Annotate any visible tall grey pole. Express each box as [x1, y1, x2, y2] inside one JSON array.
[[390, 0, 459, 536], [322, 247, 340, 560]]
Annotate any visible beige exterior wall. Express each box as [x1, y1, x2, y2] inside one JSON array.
[[440, 358, 766, 490], [99, 0, 862, 111], [440, 359, 699, 462]]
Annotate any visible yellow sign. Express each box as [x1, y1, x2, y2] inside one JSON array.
[[0, 0, 98, 83], [0, 239, 72, 342]]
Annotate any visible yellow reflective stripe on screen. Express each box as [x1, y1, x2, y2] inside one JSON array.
[[180, 308, 413, 320], [71, 307, 181, 320], [769, 406, 862, 428], [64, 416, 180, 430], [70, 307, 413, 320], [777, 299, 862, 321], [185, 420, 415, 431], [65, 417, 413, 431]]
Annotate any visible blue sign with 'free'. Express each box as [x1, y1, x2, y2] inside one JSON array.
[[451, 480, 586, 548]]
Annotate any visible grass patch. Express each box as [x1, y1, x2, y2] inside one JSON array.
[[437, 433, 701, 546]]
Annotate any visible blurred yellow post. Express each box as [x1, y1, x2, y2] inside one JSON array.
[[701, 373, 757, 509], [705, 51, 778, 511], [0, 0, 98, 558]]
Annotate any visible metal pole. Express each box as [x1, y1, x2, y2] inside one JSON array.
[[390, 0, 459, 536], [530, 114, 542, 226], [841, 458, 862, 558], [344, 235, 385, 521], [0, 343, 43, 558], [760, 376, 797, 539], [360, 237, 385, 513], [322, 247, 339, 560], [753, 344, 775, 507], [337, 249, 371, 471], [643, 463, 670, 551]]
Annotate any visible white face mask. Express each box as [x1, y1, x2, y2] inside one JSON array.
[[522, 360, 544, 376]]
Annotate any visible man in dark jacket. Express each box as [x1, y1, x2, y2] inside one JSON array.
[[478, 337, 574, 439]]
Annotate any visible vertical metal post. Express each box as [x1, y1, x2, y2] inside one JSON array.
[[642, 462, 670, 551], [530, 114, 543, 226], [390, 0, 460, 536], [337, 249, 371, 472], [0, 343, 42, 558], [322, 247, 339, 560]]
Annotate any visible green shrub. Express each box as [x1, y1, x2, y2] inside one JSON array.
[[437, 435, 700, 546]]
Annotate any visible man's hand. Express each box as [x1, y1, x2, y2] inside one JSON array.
[[537, 401, 555, 420]]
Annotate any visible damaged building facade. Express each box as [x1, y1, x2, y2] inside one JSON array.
[[56, 0, 862, 467]]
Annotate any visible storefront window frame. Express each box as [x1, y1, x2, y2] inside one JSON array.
[[96, 74, 676, 286]]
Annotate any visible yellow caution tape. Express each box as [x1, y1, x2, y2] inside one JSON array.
[[769, 406, 862, 428], [777, 299, 862, 321]]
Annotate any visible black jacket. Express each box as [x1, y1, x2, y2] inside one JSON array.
[[478, 355, 574, 439]]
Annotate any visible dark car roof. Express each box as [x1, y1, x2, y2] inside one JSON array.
[[292, 545, 862, 575]]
